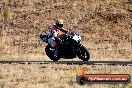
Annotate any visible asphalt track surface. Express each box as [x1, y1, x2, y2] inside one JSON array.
[[0, 61, 132, 66]]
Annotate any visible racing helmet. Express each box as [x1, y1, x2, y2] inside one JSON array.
[[56, 18, 63, 29]]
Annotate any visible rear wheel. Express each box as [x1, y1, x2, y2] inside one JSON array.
[[77, 46, 90, 61], [45, 45, 60, 61]]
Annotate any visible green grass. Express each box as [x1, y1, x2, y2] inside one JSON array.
[[2, 7, 11, 21]]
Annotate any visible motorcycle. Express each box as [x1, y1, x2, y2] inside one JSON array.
[[40, 31, 90, 61]]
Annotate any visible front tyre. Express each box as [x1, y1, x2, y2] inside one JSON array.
[[77, 46, 90, 61]]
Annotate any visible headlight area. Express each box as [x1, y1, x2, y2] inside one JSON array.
[[72, 34, 81, 42]]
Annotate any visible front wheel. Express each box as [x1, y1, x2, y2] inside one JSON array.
[[77, 46, 90, 61]]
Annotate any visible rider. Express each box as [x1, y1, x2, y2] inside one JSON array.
[[48, 18, 68, 48]]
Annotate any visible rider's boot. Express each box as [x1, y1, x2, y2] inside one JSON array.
[[51, 45, 58, 57]]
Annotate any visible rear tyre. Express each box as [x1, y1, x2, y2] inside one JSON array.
[[45, 45, 60, 61], [77, 46, 90, 61]]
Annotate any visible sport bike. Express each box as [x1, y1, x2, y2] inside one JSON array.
[[40, 31, 90, 61]]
